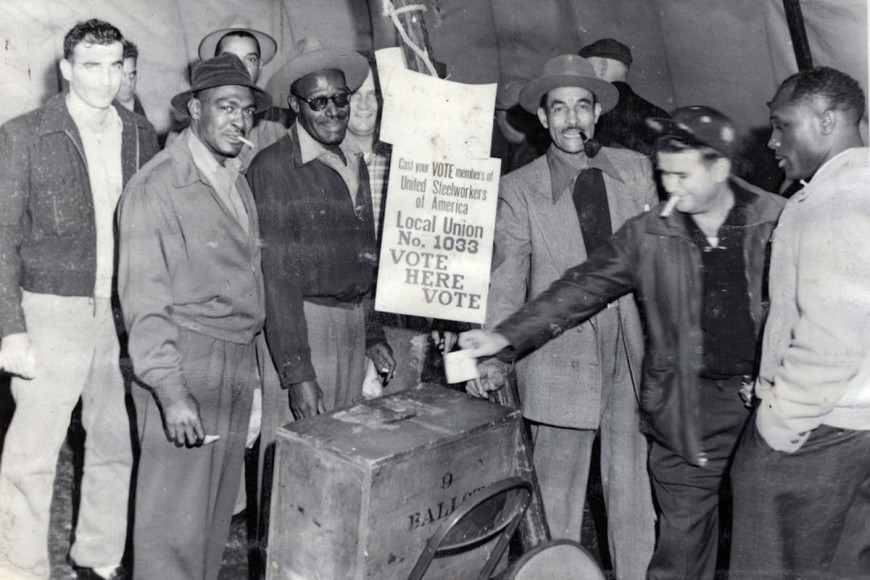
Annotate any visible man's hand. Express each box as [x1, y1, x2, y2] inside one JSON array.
[[430, 331, 458, 355], [290, 379, 326, 419], [366, 342, 396, 385], [466, 358, 511, 398], [0, 332, 37, 379], [458, 329, 510, 358], [162, 394, 205, 448]]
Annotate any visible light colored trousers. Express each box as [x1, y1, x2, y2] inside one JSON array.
[[0, 292, 131, 577], [530, 310, 655, 580]]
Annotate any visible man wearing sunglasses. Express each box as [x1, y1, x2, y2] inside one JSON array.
[[248, 37, 394, 426]]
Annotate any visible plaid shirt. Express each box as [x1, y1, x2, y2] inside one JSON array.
[[366, 141, 392, 239]]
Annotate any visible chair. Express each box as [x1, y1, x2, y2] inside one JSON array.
[[502, 539, 605, 580], [407, 477, 533, 580]]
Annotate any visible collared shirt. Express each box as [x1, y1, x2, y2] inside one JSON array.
[[683, 186, 756, 378], [545, 144, 624, 203], [68, 94, 124, 299], [297, 123, 361, 206], [343, 133, 392, 237], [186, 130, 248, 234]]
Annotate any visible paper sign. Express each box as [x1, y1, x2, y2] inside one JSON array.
[[443, 350, 480, 384], [374, 48, 501, 325]]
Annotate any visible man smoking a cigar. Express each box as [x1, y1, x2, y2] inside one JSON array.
[[462, 107, 785, 580]]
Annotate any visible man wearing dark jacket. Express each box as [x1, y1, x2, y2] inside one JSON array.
[[0, 19, 158, 580], [462, 106, 785, 580], [579, 38, 670, 160]]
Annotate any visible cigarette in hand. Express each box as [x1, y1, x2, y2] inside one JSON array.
[[660, 195, 680, 218], [238, 136, 255, 148]]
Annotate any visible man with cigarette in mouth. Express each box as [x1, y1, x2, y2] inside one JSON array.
[[477, 54, 657, 579], [461, 106, 785, 579], [117, 53, 270, 579]]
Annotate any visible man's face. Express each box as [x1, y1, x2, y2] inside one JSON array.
[[768, 85, 826, 181], [537, 86, 601, 155], [218, 35, 261, 83], [348, 69, 377, 138], [657, 149, 729, 215], [290, 69, 350, 146], [190, 85, 256, 162], [116, 57, 137, 103], [61, 41, 124, 110]]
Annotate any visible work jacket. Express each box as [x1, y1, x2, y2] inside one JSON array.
[[498, 178, 785, 465]]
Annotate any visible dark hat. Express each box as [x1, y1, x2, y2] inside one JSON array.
[[578, 38, 633, 66], [267, 37, 369, 109], [646, 106, 738, 159], [519, 54, 619, 115], [171, 53, 272, 116], [198, 20, 277, 65]]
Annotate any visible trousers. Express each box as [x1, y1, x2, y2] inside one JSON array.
[[0, 292, 131, 577]]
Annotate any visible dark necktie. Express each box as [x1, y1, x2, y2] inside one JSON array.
[[572, 167, 612, 255]]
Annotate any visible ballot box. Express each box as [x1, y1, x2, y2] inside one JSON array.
[[266, 384, 524, 580]]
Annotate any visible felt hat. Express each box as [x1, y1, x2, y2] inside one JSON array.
[[579, 38, 633, 66], [171, 53, 272, 116], [519, 54, 619, 114], [268, 37, 369, 109], [198, 21, 277, 65], [646, 106, 738, 159]]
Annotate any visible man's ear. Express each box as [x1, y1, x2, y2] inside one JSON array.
[[819, 109, 836, 135], [594, 102, 602, 124], [537, 106, 549, 129], [712, 157, 731, 183], [60, 59, 72, 83], [289, 95, 301, 115], [187, 97, 201, 120]]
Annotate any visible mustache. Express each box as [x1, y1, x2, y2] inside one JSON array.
[[561, 126, 590, 141]]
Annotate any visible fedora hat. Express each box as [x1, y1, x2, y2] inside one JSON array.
[[268, 37, 369, 109], [519, 54, 619, 114], [198, 20, 277, 65], [171, 53, 272, 116]]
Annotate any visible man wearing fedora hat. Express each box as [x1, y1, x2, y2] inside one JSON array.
[[117, 52, 271, 579], [470, 54, 657, 578], [462, 106, 785, 579], [248, 38, 393, 426], [579, 38, 669, 160]]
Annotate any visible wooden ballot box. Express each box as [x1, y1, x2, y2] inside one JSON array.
[[267, 384, 524, 580]]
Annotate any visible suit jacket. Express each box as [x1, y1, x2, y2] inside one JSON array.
[[487, 146, 657, 428]]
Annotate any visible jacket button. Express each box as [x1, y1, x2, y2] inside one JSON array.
[[571, 361, 580, 369], [576, 327, 583, 333]]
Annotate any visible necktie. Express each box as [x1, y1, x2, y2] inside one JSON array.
[[572, 168, 611, 256]]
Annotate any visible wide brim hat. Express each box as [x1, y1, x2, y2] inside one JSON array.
[[171, 53, 272, 116], [646, 105, 738, 159], [519, 54, 619, 115], [198, 22, 277, 65], [268, 37, 369, 109]]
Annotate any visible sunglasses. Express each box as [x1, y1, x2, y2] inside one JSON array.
[[293, 91, 351, 111]]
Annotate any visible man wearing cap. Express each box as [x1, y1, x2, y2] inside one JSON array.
[[462, 105, 785, 579], [247, 38, 393, 423], [579, 38, 669, 160], [0, 19, 158, 580], [730, 67, 870, 579], [117, 53, 270, 579], [474, 54, 657, 578]]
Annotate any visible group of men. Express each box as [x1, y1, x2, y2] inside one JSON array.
[[462, 41, 869, 580], [0, 17, 394, 580], [0, 14, 866, 580]]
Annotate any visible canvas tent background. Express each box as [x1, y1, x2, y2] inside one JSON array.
[[0, 0, 865, 152]]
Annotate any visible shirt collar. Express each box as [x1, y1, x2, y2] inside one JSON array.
[[296, 122, 354, 165], [546, 144, 623, 202]]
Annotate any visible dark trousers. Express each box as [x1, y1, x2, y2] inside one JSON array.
[[132, 328, 257, 580], [647, 376, 750, 579], [730, 419, 870, 579]]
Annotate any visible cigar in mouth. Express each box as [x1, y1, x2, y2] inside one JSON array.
[[660, 195, 680, 218], [238, 136, 255, 148]]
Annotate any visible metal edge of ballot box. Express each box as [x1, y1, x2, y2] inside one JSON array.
[[266, 383, 524, 580]]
